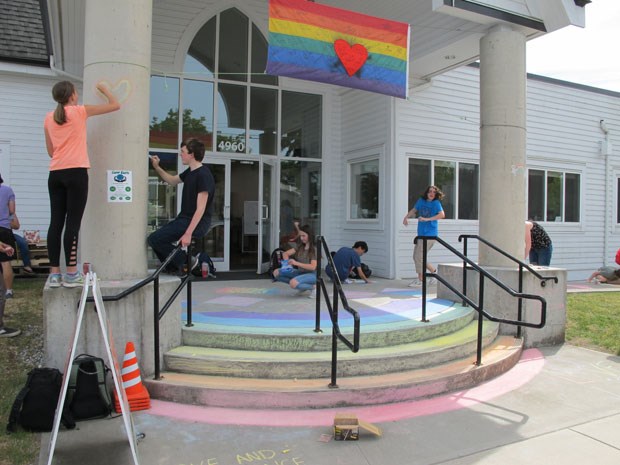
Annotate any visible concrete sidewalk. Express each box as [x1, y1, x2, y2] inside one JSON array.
[[40, 344, 620, 465], [39, 280, 620, 465]]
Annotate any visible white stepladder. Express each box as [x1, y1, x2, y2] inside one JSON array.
[[46, 272, 143, 465]]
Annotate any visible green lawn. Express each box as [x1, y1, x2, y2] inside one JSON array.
[[1, 279, 619, 465], [566, 292, 620, 356], [0, 277, 46, 465]]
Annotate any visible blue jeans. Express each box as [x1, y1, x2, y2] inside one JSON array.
[[14, 234, 31, 268], [147, 217, 210, 270], [275, 268, 317, 291], [529, 244, 553, 266]]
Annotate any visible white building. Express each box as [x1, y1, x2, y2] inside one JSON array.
[[1, 0, 617, 281]]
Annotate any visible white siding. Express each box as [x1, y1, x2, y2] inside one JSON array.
[[526, 76, 620, 277], [325, 90, 392, 278], [393, 66, 620, 280], [0, 71, 57, 234]]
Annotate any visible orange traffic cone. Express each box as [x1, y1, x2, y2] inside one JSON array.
[[113, 341, 151, 412]]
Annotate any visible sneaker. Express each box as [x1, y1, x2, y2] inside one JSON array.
[[343, 279, 353, 284], [22, 267, 34, 275], [408, 279, 422, 287], [180, 255, 199, 275], [0, 327, 21, 338], [5, 290, 13, 299], [308, 289, 317, 299], [427, 277, 437, 285], [296, 289, 310, 296], [49, 273, 62, 288], [190, 254, 199, 272], [62, 272, 85, 288]]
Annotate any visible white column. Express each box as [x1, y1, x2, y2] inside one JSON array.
[[478, 25, 527, 266], [81, 0, 152, 279]]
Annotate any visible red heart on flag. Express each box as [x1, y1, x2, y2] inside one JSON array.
[[334, 39, 368, 77]]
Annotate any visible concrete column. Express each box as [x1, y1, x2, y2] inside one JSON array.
[[479, 25, 527, 266], [81, 0, 152, 279]]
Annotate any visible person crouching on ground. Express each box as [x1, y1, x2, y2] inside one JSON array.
[[587, 266, 620, 284], [326, 241, 371, 284], [272, 224, 317, 298]]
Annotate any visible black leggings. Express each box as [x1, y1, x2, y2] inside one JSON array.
[[47, 168, 88, 268]]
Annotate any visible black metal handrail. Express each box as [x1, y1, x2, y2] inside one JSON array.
[[458, 234, 558, 339], [414, 235, 552, 365], [315, 235, 360, 388], [86, 242, 202, 380]]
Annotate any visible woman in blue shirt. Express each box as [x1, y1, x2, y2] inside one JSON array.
[[403, 186, 445, 287]]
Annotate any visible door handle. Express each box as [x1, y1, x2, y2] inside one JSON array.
[[224, 205, 230, 220], [261, 204, 269, 221]]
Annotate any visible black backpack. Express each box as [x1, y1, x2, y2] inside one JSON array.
[[350, 263, 372, 279], [66, 355, 113, 421], [7, 367, 76, 433], [268, 248, 284, 279]]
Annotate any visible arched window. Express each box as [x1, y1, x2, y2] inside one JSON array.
[[148, 8, 323, 244], [150, 8, 322, 159]]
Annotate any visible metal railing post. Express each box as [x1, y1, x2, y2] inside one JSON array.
[[315, 250, 322, 333], [476, 273, 485, 366], [421, 237, 428, 322], [462, 236, 469, 306], [517, 264, 524, 339], [153, 276, 161, 380], [185, 243, 194, 328], [316, 235, 361, 388], [329, 298, 339, 388]]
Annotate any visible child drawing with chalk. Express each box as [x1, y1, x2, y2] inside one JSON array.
[[44, 80, 121, 288]]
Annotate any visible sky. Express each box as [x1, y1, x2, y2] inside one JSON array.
[[526, 0, 620, 93]]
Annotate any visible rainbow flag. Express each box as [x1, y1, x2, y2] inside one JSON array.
[[266, 0, 410, 99]]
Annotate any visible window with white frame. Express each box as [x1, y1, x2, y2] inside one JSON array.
[[349, 158, 379, 220], [528, 169, 580, 222], [407, 158, 479, 220]]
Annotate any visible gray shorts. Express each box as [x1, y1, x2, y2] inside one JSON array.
[[413, 239, 436, 274], [597, 266, 619, 281]]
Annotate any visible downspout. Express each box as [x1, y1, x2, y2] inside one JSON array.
[[45, 0, 83, 82], [600, 119, 610, 265], [49, 55, 83, 83]]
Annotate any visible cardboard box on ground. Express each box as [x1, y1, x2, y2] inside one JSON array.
[[333, 413, 382, 441]]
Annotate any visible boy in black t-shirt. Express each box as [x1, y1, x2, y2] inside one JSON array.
[[148, 139, 215, 273]]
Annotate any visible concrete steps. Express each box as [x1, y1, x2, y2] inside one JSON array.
[[145, 335, 521, 409], [146, 286, 524, 409], [181, 301, 476, 351], [165, 319, 498, 379]]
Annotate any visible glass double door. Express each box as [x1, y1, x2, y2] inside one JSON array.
[[201, 157, 277, 273]]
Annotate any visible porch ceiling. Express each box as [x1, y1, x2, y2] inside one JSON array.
[[47, 0, 586, 88]]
